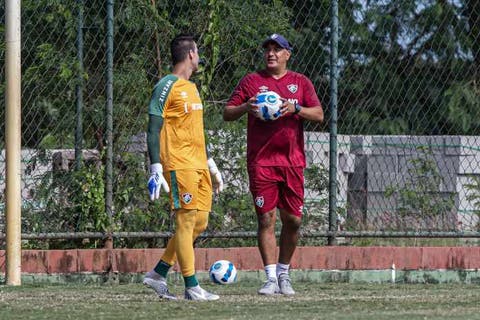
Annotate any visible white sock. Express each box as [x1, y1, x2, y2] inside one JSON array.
[[264, 264, 277, 280], [276, 263, 290, 277]]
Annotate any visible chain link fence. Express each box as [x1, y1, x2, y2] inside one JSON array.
[[1, 0, 480, 248]]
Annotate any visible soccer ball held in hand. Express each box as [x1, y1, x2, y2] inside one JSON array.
[[255, 91, 282, 121]]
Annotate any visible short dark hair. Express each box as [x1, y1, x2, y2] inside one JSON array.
[[170, 34, 196, 66]]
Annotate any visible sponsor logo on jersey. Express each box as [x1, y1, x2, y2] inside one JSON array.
[[255, 196, 264, 208], [287, 84, 298, 93], [182, 193, 193, 204], [158, 79, 174, 105], [287, 98, 299, 104], [184, 103, 203, 113]]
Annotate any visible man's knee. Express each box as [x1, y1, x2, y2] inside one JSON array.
[[194, 220, 208, 235], [287, 218, 302, 232], [257, 210, 276, 230], [176, 208, 197, 231], [193, 210, 209, 235], [281, 211, 302, 231]]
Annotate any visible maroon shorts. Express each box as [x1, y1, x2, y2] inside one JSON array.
[[248, 166, 304, 217]]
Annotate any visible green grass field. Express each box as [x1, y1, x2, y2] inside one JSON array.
[[1, 281, 480, 320]]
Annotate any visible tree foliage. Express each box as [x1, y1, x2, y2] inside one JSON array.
[[2, 0, 478, 146], [0, 0, 479, 243], [339, 0, 480, 135]]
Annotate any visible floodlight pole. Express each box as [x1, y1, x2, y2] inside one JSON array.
[[5, 0, 22, 285]]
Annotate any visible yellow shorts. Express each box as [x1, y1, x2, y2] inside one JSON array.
[[165, 169, 212, 211]]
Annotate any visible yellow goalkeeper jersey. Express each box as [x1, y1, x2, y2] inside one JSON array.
[[148, 74, 208, 171]]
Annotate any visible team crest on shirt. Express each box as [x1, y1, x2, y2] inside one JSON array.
[[180, 91, 188, 100], [255, 196, 265, 208], [287, 84, 298, 93], [181, 193, 193, 204]]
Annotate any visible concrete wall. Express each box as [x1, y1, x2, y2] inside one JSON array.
[[2, 246, 480, 273], [305, 134, 480, 231], [1, 134, 480, 232]]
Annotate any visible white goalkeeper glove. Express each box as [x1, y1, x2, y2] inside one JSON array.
[[148, 163, 170, 201], [207, 158, 224, 195]]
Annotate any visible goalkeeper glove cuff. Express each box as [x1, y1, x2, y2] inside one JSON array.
[[148, 163, 170, 200], [207, 158, 224, 194]]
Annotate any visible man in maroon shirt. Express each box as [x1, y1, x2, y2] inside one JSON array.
[[224, 33, 324, 295]]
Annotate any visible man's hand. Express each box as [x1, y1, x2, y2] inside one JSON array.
[[246, 96, 261, 118], [280, 98, 295, 116], [148, 163, 170, 201], [207, 158, 224, 195]]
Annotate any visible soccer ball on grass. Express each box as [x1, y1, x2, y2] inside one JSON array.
[[255, 91, 283, 121], [209, 260, 237, 285]]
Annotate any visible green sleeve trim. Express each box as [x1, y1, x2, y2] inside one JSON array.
[[148, 74, 178, 116], [147, 114, 163, 164]]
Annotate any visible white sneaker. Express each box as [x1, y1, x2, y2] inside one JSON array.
[[143, 276, 177, 300], [258, 277, 279, 295], [184, 285, 219, 301], [278, 273, 295, 295]]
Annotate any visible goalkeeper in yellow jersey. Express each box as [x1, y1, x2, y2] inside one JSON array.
[[143, 34, 224, 301]]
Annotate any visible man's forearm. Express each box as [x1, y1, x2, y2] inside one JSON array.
[[223, 103, 249, 121], [297, 105, 324, 123], [147, 114, 163, 164]]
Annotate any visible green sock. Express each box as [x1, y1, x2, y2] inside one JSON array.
[[184, 275, 199, 288], [153, 260, 171, 278]]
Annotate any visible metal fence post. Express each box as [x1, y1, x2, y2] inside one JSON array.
[[75, 0, 85, 171], [104, 0, 114, 249], [328, 0, 339, 245]]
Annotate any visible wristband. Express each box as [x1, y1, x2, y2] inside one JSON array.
[[294, 102, 302, 114], [150, 163, 163, 174]]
